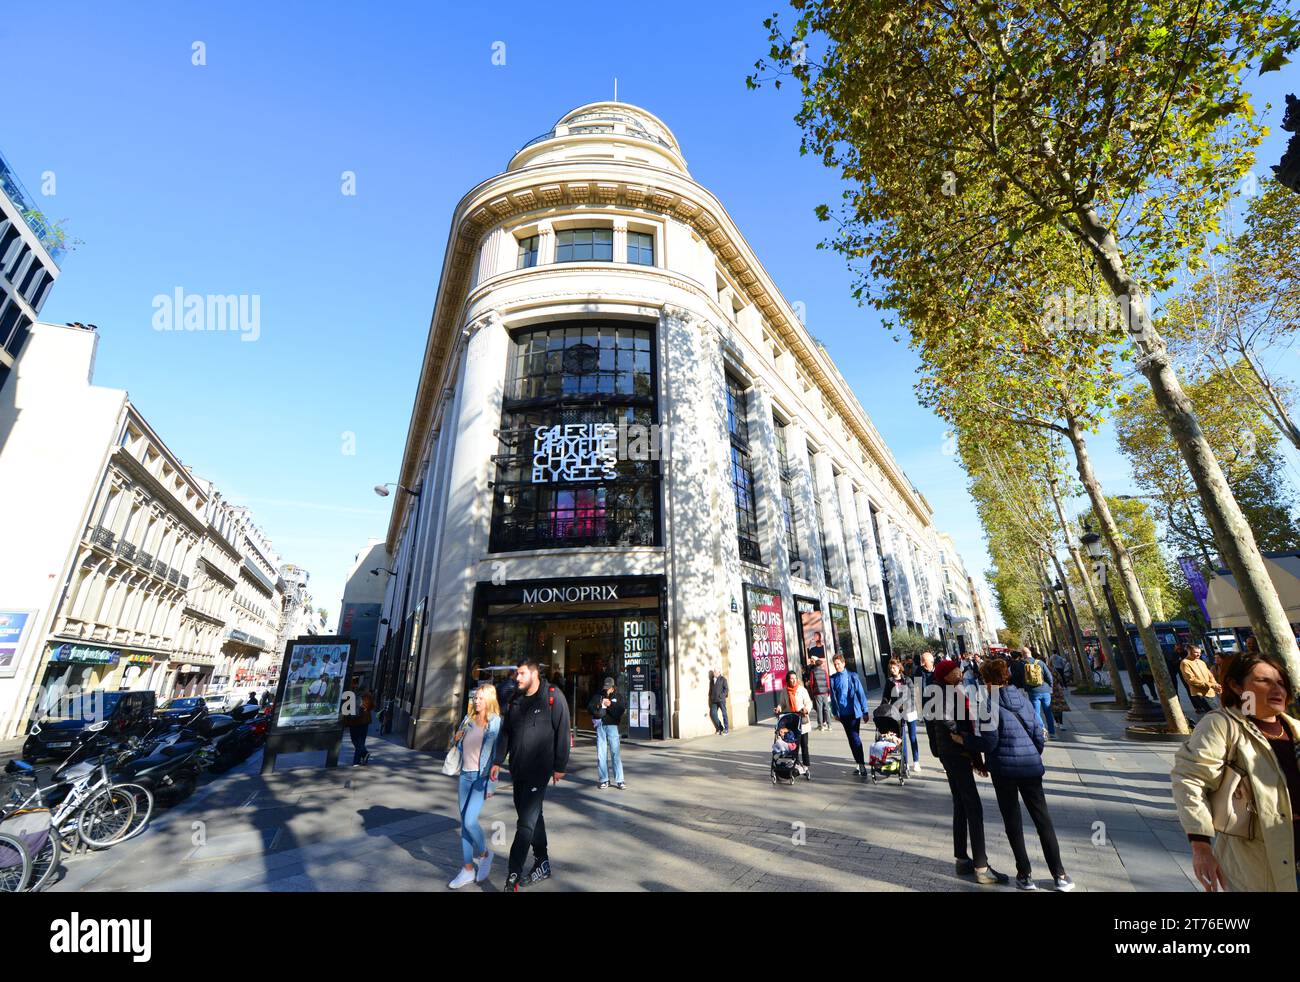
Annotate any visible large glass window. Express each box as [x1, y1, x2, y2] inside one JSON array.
[[627, 231, 654, 266], [490, 323, 660, 552], [556, 227, 613, 262], [774, 419, 800, 565], [809, 451, 834, 587], [727, 376, 762, 564], [517, 235, 539, 269]]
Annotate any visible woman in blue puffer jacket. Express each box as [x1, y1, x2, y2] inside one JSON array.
[[828, 654, 871, 777], [964, 658, 1074, 892]]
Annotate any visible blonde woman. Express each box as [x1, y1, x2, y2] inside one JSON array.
[[448, 683, 502, 889]]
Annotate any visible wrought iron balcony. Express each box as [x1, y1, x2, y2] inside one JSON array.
[[154, 559, 168, 578], [138, 550, 155, 569], [167, 568, 180, 585], [91, 526, 116, 550], [117, 541, 137, 562], [179, 574, 189, 589]]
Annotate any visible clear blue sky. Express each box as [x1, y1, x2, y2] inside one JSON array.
[[6, 2, 1296, 624]]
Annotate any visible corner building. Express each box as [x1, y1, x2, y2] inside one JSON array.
[[380, 103, 948, 749]]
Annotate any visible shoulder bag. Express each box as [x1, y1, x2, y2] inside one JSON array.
[[442, 715, 469, 776], [1209, 711, 1256, 839]]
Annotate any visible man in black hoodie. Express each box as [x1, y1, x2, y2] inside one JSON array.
[[490, 660, 571, 891]]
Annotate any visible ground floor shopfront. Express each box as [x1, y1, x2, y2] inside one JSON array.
[[29, 641, 169, 722], [435, 573, 893, 743], [467, 576, 666, 740]]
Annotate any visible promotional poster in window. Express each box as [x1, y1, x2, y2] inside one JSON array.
[[746, 586, 788, 694]]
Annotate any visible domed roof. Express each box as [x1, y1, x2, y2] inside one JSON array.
[[508, 101, 687, 172]]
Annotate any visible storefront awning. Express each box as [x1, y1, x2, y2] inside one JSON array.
[[1206, 553, 1300, 629]]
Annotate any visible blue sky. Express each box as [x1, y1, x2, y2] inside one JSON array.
[[5, 2, 1297, 624]]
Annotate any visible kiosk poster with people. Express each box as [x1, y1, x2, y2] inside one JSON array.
[[275, 640, 353, 729]]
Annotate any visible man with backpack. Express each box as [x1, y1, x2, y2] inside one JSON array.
[[490, 660, 571, 891], [1017, 646, 1057, 738]]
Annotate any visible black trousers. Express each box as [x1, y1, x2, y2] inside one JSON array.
[[348, 723, 368, 760], [992, 774, 1065, 878], [509, 776, 550, 876], [797, 731, 810, 767], [1190, 694, 1214, 713], [940, 754, 987, 868]]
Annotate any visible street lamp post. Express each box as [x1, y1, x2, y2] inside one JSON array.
[[373, 483, 421, 734], [1081, 526, 1163, 723]]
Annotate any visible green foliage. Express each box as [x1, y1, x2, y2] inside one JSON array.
[[888, 627, 938, 661], [1114, 363, 1300, 558], [1077, 497, 1176, 620]]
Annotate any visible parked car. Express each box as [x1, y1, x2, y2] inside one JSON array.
[[22, 689, 156, 761], [200, 691, 236, 713], [154, 696, 209, 725]]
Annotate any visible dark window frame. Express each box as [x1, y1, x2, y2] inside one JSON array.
[[727, 376, 762, 564]]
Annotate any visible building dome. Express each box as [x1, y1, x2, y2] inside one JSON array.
[[507, 101, 688, 174]]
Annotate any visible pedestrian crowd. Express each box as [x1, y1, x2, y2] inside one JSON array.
[[417, 632, 1293, 893]]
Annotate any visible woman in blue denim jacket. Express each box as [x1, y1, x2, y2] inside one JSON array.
[[448, 684, 502, 889]]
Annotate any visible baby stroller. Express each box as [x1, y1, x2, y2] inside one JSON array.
[[868, 705, 909, 785], [770, 711, 809, 785]]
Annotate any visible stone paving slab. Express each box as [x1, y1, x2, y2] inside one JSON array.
[[43, 691, 1201, 893]]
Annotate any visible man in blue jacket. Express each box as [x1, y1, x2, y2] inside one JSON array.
[[828, 654, 870, 776]]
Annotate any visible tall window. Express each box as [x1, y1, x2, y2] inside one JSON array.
[[627, 231, 654, 265], [774, 419, 800, 565], [809, 451, 833, 587], [555, 228, 613, 262], [727, 376, 762, 564], [872, 509, 900, 625], [490, 323, 659, 551], [517, 235, 539, 269]]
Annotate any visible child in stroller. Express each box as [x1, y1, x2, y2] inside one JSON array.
[[868, 705, 909, 785], [770, 712, 811, 784]]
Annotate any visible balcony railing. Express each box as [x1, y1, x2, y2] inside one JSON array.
[[138, 550, 155, 569], [117, 541, 136, 562], [179, 574, 190, 589], [167, 569, 180, 585], [154, 559, 168, 578], [0, 149, 66, 264], [91, 526, 116, 551]]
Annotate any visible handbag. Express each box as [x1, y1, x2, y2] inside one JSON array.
[[1209, 711, 1256, 839], [442, 716, 467, 776]]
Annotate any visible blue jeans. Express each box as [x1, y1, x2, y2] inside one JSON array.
[[596, 721, 624, 784], [1031, 692, 1056, 735], [710, 703, 729, 732], [902, 719, 920, 764], [458, 770, 490, 865]]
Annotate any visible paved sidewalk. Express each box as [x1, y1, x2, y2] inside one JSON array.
[[47, 695, 1198, 893]]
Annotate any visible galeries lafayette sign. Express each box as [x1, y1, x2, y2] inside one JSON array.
[[522, 585, 620, 604], [531, 424, 618, 483]]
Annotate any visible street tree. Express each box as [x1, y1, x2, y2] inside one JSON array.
[[751, 0, 1300, 687]]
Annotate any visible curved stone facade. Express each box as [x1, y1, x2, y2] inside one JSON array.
[[379, 103, 951, 749]]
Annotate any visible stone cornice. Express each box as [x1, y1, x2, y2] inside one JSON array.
[[386, 161, 932, 549]]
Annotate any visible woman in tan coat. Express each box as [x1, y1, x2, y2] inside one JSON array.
[[1171, 653, 1300, 892]]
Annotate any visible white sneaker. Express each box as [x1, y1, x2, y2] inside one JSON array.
[[475, 851, 493, 883], [449, 867, 476, 889], [912, 762, 922, 774]]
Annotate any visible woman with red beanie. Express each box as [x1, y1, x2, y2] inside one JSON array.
[[928, 658, 1009, 886]]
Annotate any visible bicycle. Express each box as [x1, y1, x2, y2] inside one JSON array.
[[0, 831, 32, 892], [0, 808, 59, 892], [3, 757, 137, 850]]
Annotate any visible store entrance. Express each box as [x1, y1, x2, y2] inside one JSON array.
[[468, 578, 665, 739]]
